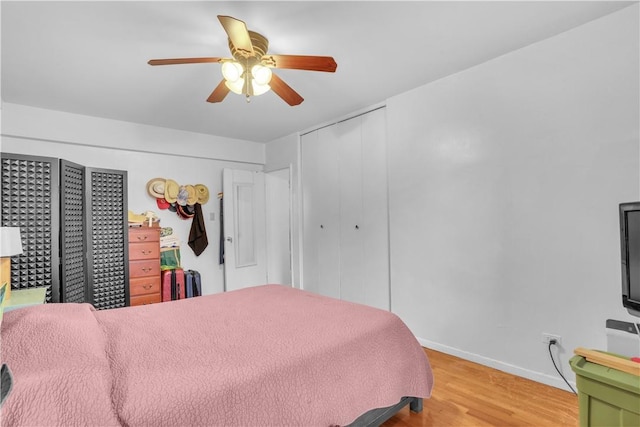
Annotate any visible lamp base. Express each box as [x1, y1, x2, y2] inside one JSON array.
[[1, 257, 11, 301]]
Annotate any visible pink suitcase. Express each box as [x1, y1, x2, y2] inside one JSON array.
[[161, 268, 185, 302]]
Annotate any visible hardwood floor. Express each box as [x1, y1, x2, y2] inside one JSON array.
[[383, 348, 579, 426]]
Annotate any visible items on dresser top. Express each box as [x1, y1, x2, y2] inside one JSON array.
[[160, 227, 180, 248], [128, 226, 161, 306]]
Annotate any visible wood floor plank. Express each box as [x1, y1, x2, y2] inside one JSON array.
[[382, 348, 578, 427]]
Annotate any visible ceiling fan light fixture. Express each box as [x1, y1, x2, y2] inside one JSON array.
[[221, 61, 243, 82], [251, 64, 272, 85], [225, 77, 244, 95], [251, 80, 271, 96]]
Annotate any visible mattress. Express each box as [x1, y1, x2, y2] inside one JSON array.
[[1, 284, 433, 426]]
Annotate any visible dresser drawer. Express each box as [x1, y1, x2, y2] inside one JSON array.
[[130, 276, 161, 296], [130, 293, 161, 306], [128, 228, 160, 243], [128, 242, 160, 260], [129, 259, 161, 278]]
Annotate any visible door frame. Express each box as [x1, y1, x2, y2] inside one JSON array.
[[265, 165, 294, 286]]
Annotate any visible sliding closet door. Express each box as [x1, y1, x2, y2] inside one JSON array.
[[338, 109, 389, 310], [301, 108, 389, 310], [338, 117, 365, 304], [0, 153, 60, 302], [359, 108, 389, 310], [60, 160, 87, 303], [86, 167, 129, 309], [301, 127, 341, 298]]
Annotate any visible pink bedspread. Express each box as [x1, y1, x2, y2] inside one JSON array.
[[2, 285, 433, 426]]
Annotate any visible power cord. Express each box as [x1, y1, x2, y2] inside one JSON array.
[[548, 339, 577, 395]]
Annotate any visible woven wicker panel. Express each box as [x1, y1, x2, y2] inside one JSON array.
[[60, 160, 86, 303], [88, 169, 127, 310], [1, 155, 58, 302]]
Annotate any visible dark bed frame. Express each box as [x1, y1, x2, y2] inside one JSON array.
[[1, 361, 421, 427], [347, 396, 423, 427]]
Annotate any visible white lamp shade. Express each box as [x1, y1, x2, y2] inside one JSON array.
[[225, 78, 245, 95], [0, 227, 23, 257], [221, 61, 243, 82], [251, 65, 272, 86], [251, 80, 271, 96]]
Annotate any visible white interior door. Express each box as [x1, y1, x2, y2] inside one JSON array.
[[223, 169, 267, 291]]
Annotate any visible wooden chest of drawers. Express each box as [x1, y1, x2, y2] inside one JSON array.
[[128, 227, 161, 306]]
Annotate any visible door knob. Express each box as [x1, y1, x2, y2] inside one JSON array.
[[355, 225, 359, 230], [226, 237, 233, 243]]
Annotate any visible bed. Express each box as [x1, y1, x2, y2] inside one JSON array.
[[1, 284, 433, 426]]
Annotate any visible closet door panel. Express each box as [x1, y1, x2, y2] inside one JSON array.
[[361, 108, 390, 310], [338, 117, 365, 305], [315, 126, 341, 299], [60, 160, 88, 303], [86, 168, 129, 309], [301, 131, 321, 295], [1, 153, 60, 302], [301, 127, 340, 299]]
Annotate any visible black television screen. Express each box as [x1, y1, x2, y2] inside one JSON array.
[[620, 202, 640, 317]]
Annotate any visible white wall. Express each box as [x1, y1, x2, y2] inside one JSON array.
[[387, 4, 639, 390], [1, 104, 264, 295], [265, 133, 301, 288]]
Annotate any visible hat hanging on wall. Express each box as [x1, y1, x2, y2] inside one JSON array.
[[146, 178, 166, 198], [146, 178, 210, 222], [176, 186, 189, 207], [185, 185, 198, 205], [177, 204, 195, 219], [164, 179, 180, 203], [156, 198, 170, 210], [195, 184, 210, 204]]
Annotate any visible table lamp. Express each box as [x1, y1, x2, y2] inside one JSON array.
[[0, 227, 23, 301]]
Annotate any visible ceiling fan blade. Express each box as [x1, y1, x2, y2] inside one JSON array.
[[262, 55, 337, 72], [269, 73, 304, 106], [148, 57, 224, 66], [218, 15, 254, 58], [207, 80, 230, 103]]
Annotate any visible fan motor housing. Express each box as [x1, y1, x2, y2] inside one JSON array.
[[228, 31, 269, 64]]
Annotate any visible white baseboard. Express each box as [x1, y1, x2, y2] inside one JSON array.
[[416, 337, 577, 393]]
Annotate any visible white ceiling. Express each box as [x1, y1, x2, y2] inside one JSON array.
[[1, 1, 634, 143]]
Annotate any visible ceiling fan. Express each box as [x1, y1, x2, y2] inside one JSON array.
[[148, 15, 337, 106]]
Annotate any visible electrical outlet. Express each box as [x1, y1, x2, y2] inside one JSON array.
[[542, 333, 562, 346]]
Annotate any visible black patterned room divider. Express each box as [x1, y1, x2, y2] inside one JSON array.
[[86, 168, 129, 310], [60, 159, 87, 303], [1, 153, 129, 308], [1, 154, 60, 302]]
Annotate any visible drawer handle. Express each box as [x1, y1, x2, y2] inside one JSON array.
[[141, 250, 152, 255], [143, 284, 153, 290], [141, 267, 152, 273], [137, 235, 148, 241]]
